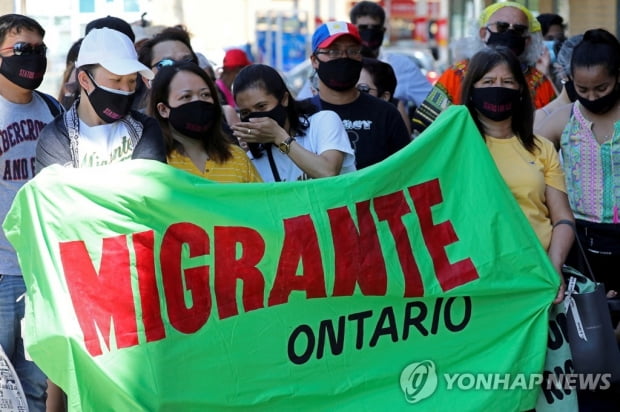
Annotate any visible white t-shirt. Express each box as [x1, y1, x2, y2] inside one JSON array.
[[77, 119, 134, 167], [252, 110, 356, 182]]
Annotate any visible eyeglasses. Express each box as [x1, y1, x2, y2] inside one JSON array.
[[151, 57, 195, 70], [0, 42, 47, 56], [356, 83, 377, 94], [486, 21, 529, 36], [315, 47, 363, 59], [356, 24, 383, 31]]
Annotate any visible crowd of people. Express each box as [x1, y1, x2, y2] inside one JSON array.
[[1, 0, 620, 410]]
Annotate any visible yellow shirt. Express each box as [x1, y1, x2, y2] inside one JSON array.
[[485, 135, 566, 250], [167, 145, 263, 183]]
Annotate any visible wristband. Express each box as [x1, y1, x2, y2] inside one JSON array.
[[553, 219, 575, 229]]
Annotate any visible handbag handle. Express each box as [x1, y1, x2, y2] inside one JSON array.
[[554, 219, 597, 283]]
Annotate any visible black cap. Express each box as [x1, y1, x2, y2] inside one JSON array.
[[85, 15, 135, 43]]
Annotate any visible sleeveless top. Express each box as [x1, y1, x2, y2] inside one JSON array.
[[560, 103, 620, 223]]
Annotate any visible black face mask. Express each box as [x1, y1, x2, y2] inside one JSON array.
[[316, 58, 363, 91], [563, 79, 578, 102], [85, 72, 134, 123], [241, 103, 288, 128], [0, 54, 47, 90], [486, 30, 526, 57], [577, 84, 620, 114], [358, 27, 384, 56], [470, 87, 521, 121], [168, 100, 217, 139]]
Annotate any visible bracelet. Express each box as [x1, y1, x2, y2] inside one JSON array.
[[553, 219, 575, 229]]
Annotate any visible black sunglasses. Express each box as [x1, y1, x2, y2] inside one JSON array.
[[0, 41, 47, 56], [486, 21, 529, 36], [356, 83, 376, 94], [151, 57, 195, 70]]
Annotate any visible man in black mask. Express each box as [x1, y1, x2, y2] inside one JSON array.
[[412, 1, 556, 135], [308, 21, 411, 170], [36, 27, 166, 171], [0, 13, 64, 412], [349, 1, 431, 111]]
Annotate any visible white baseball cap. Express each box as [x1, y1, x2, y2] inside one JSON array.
[[76, 27, 154, 80]]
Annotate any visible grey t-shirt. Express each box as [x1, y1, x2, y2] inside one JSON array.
[[0, 92, 56, 276]]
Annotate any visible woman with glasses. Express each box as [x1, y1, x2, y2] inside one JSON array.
[[35, 27, 166, 171], [357, 57, 412, 135], [148, 61, 261, 183], [138, 26, 241, 134], [412, 1, 556, 135], [231, 63, 355, 182], [138, 25, 197, 75], [133, 26, 198, 113]]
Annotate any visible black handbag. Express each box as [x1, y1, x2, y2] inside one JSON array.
[[563, 266, 620, 382], [561, 220, 620, 383]]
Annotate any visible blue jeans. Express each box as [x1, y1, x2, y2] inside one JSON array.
[[0, 275, 47, 412]]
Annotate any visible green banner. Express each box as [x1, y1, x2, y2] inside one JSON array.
[[4, 106, 558, 411]]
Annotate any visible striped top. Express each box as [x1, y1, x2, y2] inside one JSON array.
[[560, 103, 620, 223], [167, 144, 263, 183]]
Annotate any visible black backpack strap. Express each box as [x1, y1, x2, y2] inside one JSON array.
[[34, 90, 64, 117], [265, 146, 282, 182]]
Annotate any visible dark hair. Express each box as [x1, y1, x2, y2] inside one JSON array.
[[571, 28, 620, 79], [138, 26, 198, 68], [148, 61, 232, 163], [57, 38, 83, 107], [66, 38, 82, 65], [461, 47, 536, 153], [232, 64, 318, 158], [361, 57, 397, 100], [85, 15, 135, 42], [349, 1, 385, 26], [0, 14, 45, 44], [536, 13, 564, 37]]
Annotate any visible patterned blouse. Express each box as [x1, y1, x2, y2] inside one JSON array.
[[560, 103, 620, 223]]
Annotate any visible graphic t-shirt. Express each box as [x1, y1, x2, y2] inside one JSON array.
[[315, 92, 411, 170], [77, 120, 134, 167], [0, 93, 57, 275]]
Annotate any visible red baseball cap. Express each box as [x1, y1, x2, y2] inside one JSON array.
[[223, 49, 252, 69]]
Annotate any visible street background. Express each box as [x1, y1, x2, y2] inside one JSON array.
[[0, 0, 616, 98]]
